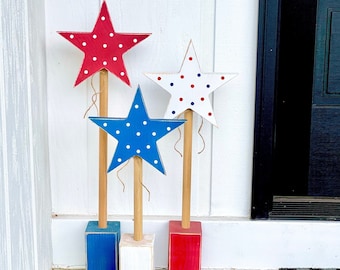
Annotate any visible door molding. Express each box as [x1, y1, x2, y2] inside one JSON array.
[[251, 0, 281, 219], [0, 0, 52, 268]]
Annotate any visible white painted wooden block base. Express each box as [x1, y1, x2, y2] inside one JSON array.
[[119, 233, 155, 270]]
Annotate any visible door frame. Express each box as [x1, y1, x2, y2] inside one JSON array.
[[251, 0, 281, 219]]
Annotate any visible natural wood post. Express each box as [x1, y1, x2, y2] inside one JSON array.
[[134, 156, 143, 241], [182, 109, 193, 229], [98, 69, 108, 228]]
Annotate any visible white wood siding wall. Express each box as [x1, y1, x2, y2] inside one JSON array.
[[47, 1, 340, 269], [47, 0, 255, 222], [47, 0, 257, 267], [47, 0, 218, 218], [0, 0, 52, 269], [1, 0, 339, 269]]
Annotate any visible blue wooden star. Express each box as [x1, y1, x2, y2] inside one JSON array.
[[89, 87, 186, 174]]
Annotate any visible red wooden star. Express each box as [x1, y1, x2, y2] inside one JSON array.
[[58, 1, 151, 86]]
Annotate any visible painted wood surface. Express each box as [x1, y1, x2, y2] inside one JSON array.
[[46, 0, 259, 267], [0, 0, 52, 269], [53, 218, 340, 269], [168, 220, 202, 270], [47, 0, 216, 218], [119, 233, 155, 270], [86, 221, 120, 270], [211, 0, 258, 217]]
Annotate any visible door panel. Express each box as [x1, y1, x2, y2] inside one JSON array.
[[309, 108, 340, 195], [328, 14, 340, 94], [309, 0, 340, 196]]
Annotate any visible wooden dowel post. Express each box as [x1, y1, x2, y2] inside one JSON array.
[[134, 156, 143, 241], [182, 109, 193, 229], [98, 69, 108, 228]]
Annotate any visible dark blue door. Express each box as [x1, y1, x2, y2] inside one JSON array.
[[309, 0, 340, 196]]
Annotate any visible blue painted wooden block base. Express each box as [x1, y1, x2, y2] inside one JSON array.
[[86, 221, 121, 270]]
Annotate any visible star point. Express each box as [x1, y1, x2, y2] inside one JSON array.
[[58, 1, 151, 86], [89, 86, 186, 174], [145, 41, 237, 126]]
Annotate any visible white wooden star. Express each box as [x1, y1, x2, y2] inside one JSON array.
[[145, 40, 237, 126]]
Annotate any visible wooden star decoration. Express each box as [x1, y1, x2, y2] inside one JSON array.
[[89, 87, 186, 174], [58, 0, 151, 86], [145, 40, 237, 126]]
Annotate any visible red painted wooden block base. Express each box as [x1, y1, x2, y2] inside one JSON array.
[[168, 220, 202, 270]]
